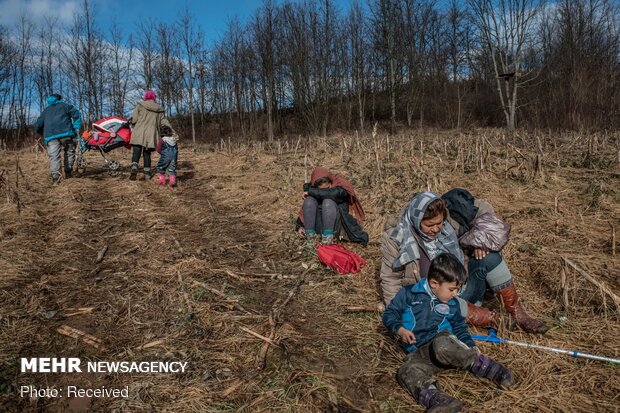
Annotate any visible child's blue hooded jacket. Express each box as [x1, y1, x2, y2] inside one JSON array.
[[34, 95, 82, 143], [383, 278, 475, 352]]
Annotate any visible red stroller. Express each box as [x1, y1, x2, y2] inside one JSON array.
[[77, 116, 132, 173]]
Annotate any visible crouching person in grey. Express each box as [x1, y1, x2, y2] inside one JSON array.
[[383, 253, 513, 412], [34, 94, 82, 185]]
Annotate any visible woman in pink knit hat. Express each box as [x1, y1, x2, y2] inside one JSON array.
[[128, 90, 172, 180]]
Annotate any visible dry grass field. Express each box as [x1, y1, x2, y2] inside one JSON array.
[[0, 128, 618, 412]]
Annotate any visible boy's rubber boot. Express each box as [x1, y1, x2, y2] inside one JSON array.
[[419, 386, 463, 413], [155, 173, 166, 185], [469, 354, 514, 389], [168, 175, 177, 188], [465, 301, 498, 329], [496, 284, 548, 334], [144, 168, 152, 180], [129, 163, 138, 181]]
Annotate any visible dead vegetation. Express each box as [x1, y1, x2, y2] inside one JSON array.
[[0, 128, 618, 412]]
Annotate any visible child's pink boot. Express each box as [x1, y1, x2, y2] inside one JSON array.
[[155, 173, 166, 185], [168, 175, 177, 188]]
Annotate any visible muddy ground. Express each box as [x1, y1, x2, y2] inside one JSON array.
[[0, 130, 619, 412]]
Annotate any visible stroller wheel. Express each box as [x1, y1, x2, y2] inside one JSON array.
[[108, 160, 120, 175], [75, 155, 87, 174], [108, 160, 120, 171]]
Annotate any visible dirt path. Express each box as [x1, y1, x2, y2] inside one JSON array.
[[0, 150, 382, 412], [1, 141, 619, 412]]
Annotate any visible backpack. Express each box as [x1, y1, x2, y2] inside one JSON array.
[[316, 244, 367, 275]]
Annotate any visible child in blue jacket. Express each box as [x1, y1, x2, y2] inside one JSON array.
[[34, 94, 82, 184], [383, 253, 513, 412]]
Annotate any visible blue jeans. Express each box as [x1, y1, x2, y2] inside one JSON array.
[[460, 252, 512, 303], [157, 142, 178, 176]]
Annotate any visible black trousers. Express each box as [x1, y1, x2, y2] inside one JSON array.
[[131, 145, 154, 169]]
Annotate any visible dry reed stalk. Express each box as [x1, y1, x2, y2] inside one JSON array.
[[294, 135, 302, 155], [419, 141, 424, 167], [95, 245, 108, 264], [64, 307, 95, 317], [560, 260, 570, 310], [535, 135, 546, 181], [256, 278, 303, 369], [191, 280, 253, 314], [121, 246, 139, 256], [172, 236, 184, 254], [371, 123, 383, 183], [218, 378, 245, 399], [57, 325, 106, 351], [562, 257, 620, 311], [135, 339, 165, 350], [220, 269, 267, 284], [345, 306, 377, 312], [504, 134, 509, 178], [304, 154, 308, 184], [240, 326, 280, 347]]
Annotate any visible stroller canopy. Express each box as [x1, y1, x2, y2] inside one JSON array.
[[93, 116, 129, 134]]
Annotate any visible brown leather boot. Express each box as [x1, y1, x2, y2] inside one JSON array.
[[496, 284, 548, 334], [465, 301, 498, 328]]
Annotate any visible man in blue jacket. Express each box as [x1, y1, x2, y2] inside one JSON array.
[[35, 94, 82, 184], [383, 253, 513, 412]]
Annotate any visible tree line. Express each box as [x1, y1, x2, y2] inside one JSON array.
[[0, 0, 618, 148]]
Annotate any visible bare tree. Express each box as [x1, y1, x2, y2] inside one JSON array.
[[445, 0, 471, 128], [107, 23, 134, 117], [64, 0, 107, 124], [252, 0, 279, 141], [370, 0, 403, 133], [153, 22, 184, 115], [534, 0, 620, 129], [136, 20, 156, 91], [468, 0, 543, 131], [180, 7, 203, 146], [9, 17, 35, 142], [194, 49, 212, 136], [346, 2, 369, 133], [0, 25, 16, 146]]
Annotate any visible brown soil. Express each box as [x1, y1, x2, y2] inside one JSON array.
[[0, 129, 618, 412]]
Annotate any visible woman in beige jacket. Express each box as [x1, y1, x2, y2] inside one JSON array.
[[128, 90, 171, 180]]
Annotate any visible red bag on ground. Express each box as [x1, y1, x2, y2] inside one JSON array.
[[316, 244, 367, 275]]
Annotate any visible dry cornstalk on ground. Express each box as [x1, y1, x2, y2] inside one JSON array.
[[0, 128, 618, 412]]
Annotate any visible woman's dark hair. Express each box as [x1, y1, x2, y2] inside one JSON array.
[[428, 253, 467, 286], [313, 176, 332, 187], [423, 198, 448, 221], [51, 93, 62, 100]]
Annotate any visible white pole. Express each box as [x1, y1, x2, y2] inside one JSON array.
[[503, 339, 620, 364]]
